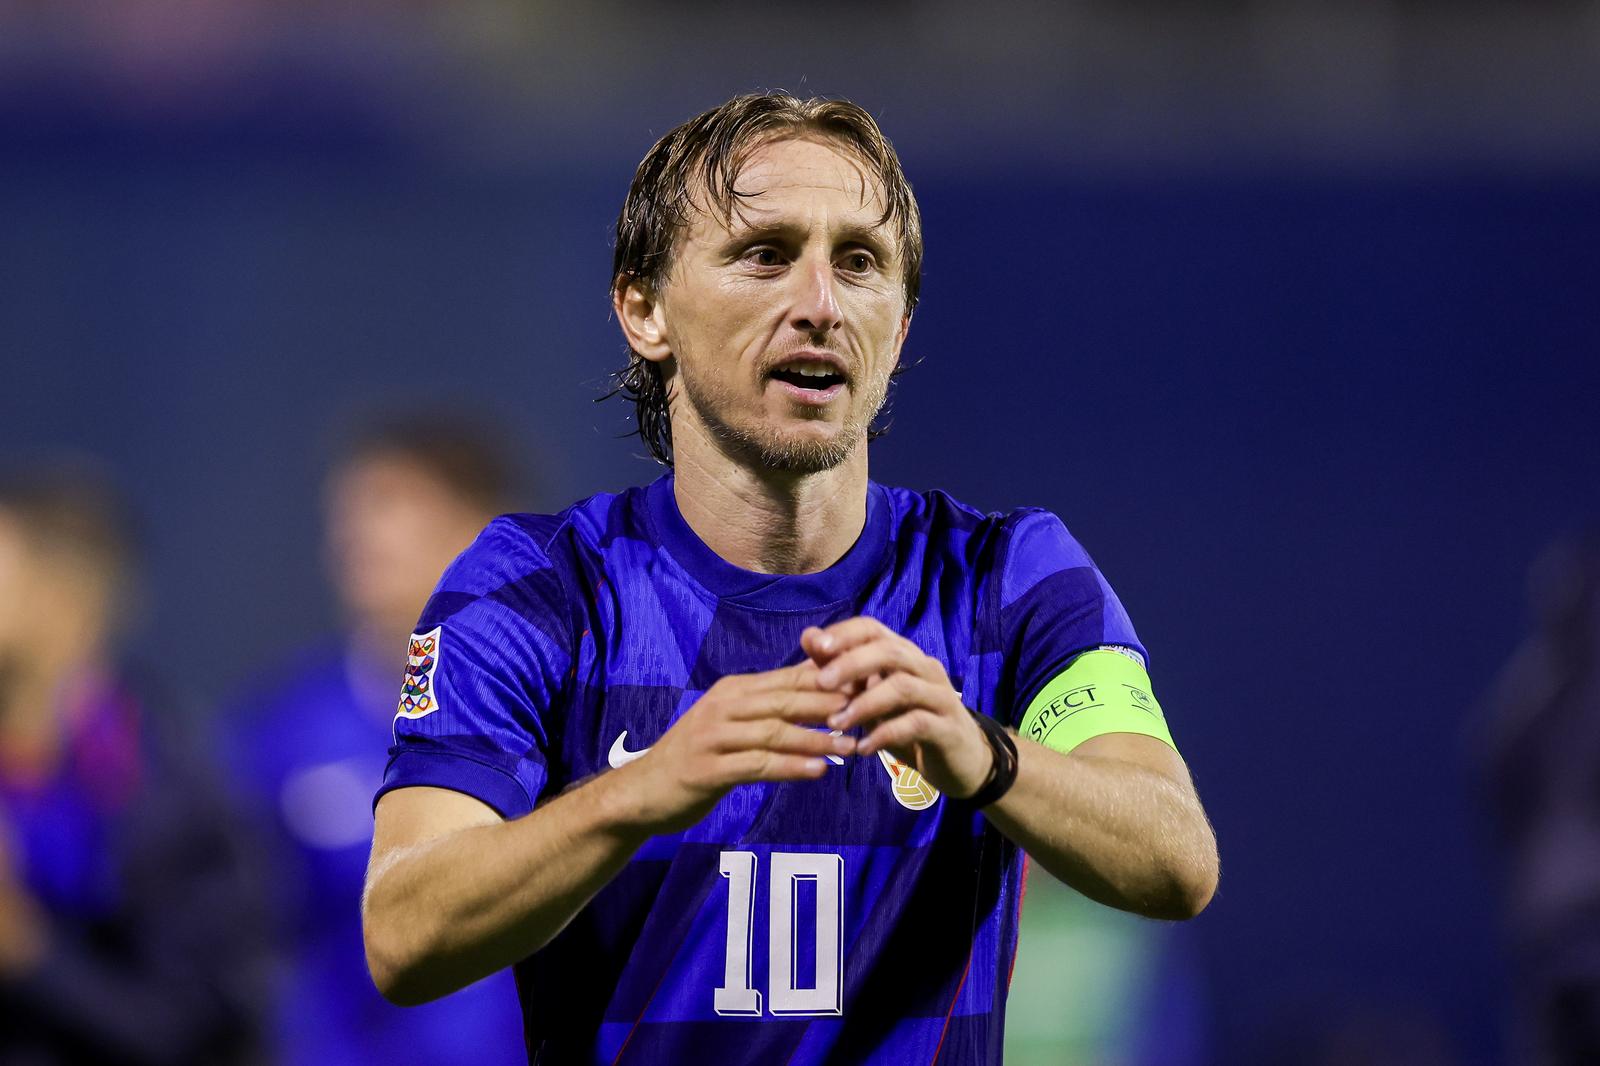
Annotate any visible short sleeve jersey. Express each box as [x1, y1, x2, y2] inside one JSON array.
[[377, 474, 1149, 1066]]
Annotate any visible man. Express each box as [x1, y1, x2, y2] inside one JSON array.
[[363, 92, 1219, 1065], [1479, 529, 1600, 1065], [222, 418, 528, 1065], [0, 467, 265, 1063]]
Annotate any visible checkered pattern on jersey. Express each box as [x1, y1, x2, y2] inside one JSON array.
[[378, 474, 1145, 1066]]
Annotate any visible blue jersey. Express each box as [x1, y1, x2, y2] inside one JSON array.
[[377, 474, 1147, 1066]]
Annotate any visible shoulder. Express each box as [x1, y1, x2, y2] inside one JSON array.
[[992, 508, 1098, 599], [432, 487, 637, 596], [414, 487, 648, 657], [876, 484, 1089, 577], [876, 483, 1009, 552]]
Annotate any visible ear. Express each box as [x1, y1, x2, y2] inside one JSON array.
[[614, 277, 673, 365], [892, 312, 912, 359]]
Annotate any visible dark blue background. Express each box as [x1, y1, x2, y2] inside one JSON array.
[[7, 114, 1597, 1062]]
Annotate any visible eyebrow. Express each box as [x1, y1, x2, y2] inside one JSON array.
[[721, 215, 897, 259]]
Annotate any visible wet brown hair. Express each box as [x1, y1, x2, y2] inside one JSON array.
[[608, 91, 923, 466], [338, 414, 522, 516]]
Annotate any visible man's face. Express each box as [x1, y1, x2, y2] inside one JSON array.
[[323, 455, 489, 643], [0, 515, 31, 662], [649, 135, 911, 473], [0, 512, 114, 692]]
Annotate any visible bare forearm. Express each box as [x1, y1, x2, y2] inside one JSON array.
[[365, 666, 850, 1006], [983, 739, 1218, 920], [798, 621, 1219, 917], [363, 773, 649, 1005]]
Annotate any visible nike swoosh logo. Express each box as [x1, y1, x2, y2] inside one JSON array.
[[608, 731, 650, 769]]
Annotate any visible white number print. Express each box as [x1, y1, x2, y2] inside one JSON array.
[[714, 850, 844, 1018], [713, 851, 762, 1016]]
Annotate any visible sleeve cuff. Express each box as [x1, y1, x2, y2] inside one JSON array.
[[375, 749, 538, 819]]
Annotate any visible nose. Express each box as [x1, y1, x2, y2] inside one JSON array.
[[790, 259, 843, 335]]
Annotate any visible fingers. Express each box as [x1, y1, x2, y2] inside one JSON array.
[[701, 661, 844, 722], [803, 619, 945, 693], [814, 638, 937, 692], [857, 708, 994, 797], [715, 660, 824, 696], [724, 751, 831, 783], [725, 687, 849, 723], [857, 709, 940, 757], [685, 633, 958, 795], [827, 672, 954, 732], [716, 721, 857, 759], [801, 617, 893, 663], [667, 625, 981, 806]]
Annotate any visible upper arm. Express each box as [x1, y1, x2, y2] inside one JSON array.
[[997, 511, 1184, 761], [376, 518, 575, 821], [1069, 732, 1195, 793], [371, 785, 503, 861], [362, 786, 506, 997], [996, 509, 1148, 724]]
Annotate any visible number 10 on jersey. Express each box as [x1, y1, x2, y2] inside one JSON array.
[[715, 851, 843, 1017]]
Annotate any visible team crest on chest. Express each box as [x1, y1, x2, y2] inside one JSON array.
[[397, 627, 442, 720], [877, 749, 940, 810]]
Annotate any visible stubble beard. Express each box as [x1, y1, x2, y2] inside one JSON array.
[[677, 363, 893, 475]]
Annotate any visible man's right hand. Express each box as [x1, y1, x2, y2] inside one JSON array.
[[616, 662, 857, 834], [365, 661, 856, 1004]]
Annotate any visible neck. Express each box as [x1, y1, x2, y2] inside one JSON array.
[[350, 618, 406, 669], [669, 425, 869, 576]]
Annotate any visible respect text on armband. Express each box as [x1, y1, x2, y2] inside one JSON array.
[[1026, 683, 1104, 745]]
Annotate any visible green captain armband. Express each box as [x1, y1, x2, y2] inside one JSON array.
[[1018, 647, 1177, 755]]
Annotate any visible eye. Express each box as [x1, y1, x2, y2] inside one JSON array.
[[838, 250, 876, 274], [742, 246, 785, 268]]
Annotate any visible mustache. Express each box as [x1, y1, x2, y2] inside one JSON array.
[[760, 347, 855, 380]]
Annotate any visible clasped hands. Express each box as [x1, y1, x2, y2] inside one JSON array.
[[802, 617, 992, 798], [625, 616, 995, 834]]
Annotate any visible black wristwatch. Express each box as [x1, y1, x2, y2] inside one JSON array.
[[961, 709, 1019, 808]]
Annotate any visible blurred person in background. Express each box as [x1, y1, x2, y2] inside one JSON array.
[[0, 466, 266, 1064], [220, 415, 530, 1066], [1480, 527, 1600, 1066]]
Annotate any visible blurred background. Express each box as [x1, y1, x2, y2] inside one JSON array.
[[4, 1, 1599, 1063]]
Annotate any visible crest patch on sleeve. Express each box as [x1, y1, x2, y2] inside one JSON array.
[[397, 626, 442, 720]]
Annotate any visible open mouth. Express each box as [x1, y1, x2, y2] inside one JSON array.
[[770, 365, 847, 392]]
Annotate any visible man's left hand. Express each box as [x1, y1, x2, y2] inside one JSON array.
[[801, 618, 993, 799]]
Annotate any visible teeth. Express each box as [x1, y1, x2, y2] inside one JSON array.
[[786, 364, 837, 378]]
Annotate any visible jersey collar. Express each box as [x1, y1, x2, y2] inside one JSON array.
[[643, 473, 892, 610]]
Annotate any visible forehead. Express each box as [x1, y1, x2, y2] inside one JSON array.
[[0, 514, 24, 568], [694, 135, 890, 234], [331, 452, 436, 496]]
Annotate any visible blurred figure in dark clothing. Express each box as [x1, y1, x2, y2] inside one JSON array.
[[1480, 527, 1600, 1066], [220, 416, 529, 1066], [0, 467, 266, 1065]]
